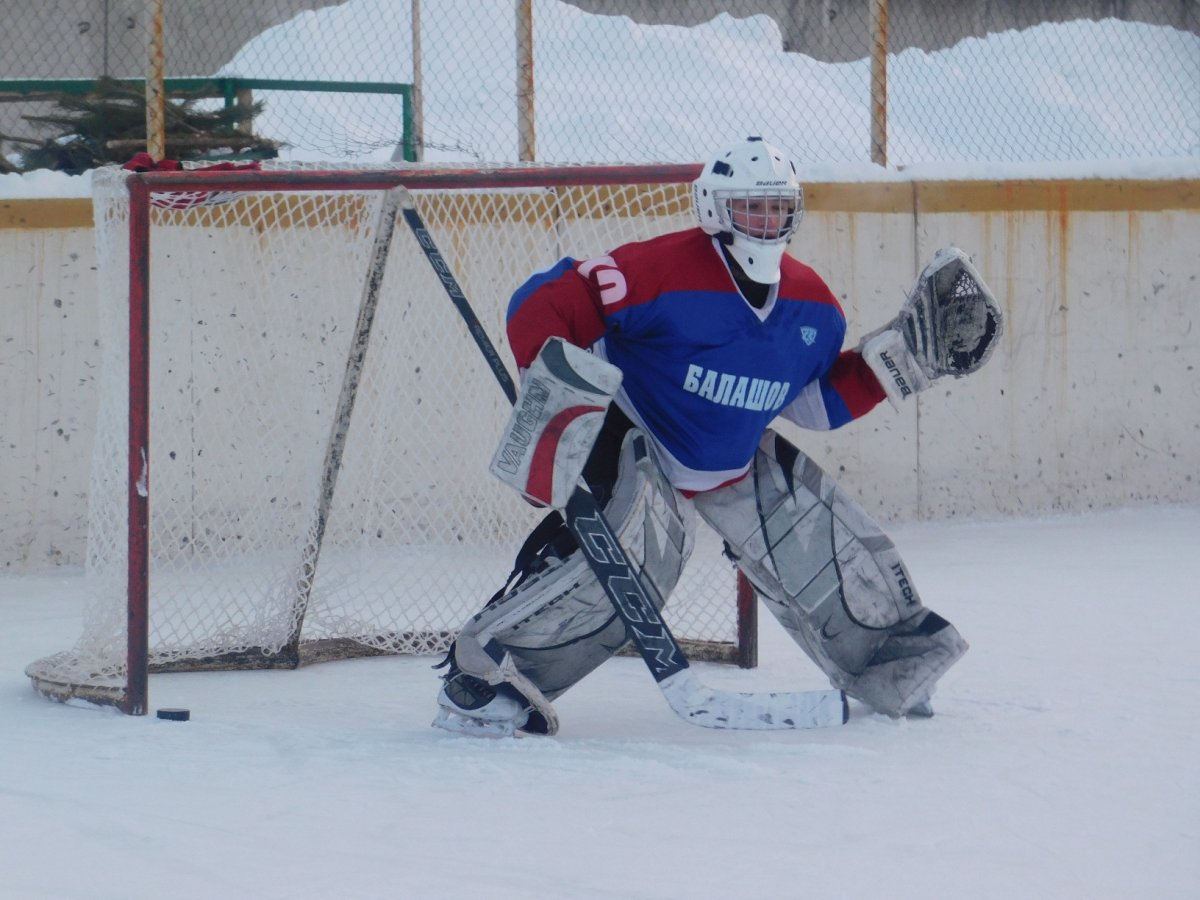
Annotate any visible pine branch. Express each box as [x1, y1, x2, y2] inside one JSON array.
[[13, 75, 275, 172]]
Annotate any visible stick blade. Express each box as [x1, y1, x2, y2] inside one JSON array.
[[659, 671, 847, 730]]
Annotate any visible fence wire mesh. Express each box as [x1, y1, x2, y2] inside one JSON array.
[[1, 1, 1197, 167]]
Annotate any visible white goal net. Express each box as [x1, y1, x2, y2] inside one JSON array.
[[26, 162, 754, 713]]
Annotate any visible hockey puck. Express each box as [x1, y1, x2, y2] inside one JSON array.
[[156, 708, 191, 721]]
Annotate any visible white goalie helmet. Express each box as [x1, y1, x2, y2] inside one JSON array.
[[693, 136, 804, 284]]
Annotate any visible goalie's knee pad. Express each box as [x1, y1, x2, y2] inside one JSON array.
[[452, 429, 694, 704], [692, 430, 966, 717]]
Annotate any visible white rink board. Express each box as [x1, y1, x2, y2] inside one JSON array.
[[2, 178, 1199, 569]]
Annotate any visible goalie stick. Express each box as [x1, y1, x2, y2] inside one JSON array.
[[398, 190, 846, 731]]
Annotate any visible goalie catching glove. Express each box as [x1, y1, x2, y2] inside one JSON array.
[[490, 337, 622, 508], [860, 247, 1003, 404]]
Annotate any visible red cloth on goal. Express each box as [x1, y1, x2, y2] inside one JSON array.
[[121, 153, 263, 210]]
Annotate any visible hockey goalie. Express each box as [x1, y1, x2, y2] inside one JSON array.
[[433, 136, 1003, 737]]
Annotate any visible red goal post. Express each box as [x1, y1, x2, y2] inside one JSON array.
[[26, 162, 758, 716]]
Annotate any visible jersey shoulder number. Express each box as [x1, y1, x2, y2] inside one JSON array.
[[576, 255, 629, 306]]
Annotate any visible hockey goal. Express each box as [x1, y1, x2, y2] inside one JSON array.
[[26, 163, 758, 715]]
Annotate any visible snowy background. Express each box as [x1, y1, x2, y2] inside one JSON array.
[[2, 5, 1198, 170], [222, 5, 1199, 165], [2, 6, 1198, 899]]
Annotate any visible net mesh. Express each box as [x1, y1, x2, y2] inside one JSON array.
[[26, 163, 744, 702]]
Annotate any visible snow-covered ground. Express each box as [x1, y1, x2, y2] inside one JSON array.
[[4, 504, 1198, 899]]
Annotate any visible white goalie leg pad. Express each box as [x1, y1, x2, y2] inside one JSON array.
[[692, 430, 967, 717], [490, 337, 622, 508], [457, 429, 695, 704]]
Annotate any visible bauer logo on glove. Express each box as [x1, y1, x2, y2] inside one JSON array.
[[490, 338, 623, 508]]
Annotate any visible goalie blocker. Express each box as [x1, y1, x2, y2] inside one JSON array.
[[489, 338, 623, 508]]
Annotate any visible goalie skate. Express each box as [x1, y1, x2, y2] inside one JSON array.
[[434, 666, 531, 738]]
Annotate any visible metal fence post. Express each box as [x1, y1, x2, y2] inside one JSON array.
[[145, 0, 165, 160], [870, 0, 889, 167], [516, 0, 535, 162]]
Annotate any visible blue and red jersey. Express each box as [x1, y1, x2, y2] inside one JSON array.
[[506, 228, 885, 492]]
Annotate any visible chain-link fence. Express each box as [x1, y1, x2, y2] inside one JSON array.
[[1, 0, 1197, 167]]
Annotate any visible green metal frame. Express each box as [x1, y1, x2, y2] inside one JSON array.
[[0, 77, 416, 161]]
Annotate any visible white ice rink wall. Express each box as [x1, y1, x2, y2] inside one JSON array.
[[2, 178, 1197, 570]]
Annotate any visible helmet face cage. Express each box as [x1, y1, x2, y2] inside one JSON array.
[[712, 188, 803, 245]]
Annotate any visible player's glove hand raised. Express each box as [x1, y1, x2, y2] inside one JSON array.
[[859, 247, 1003, 404]]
